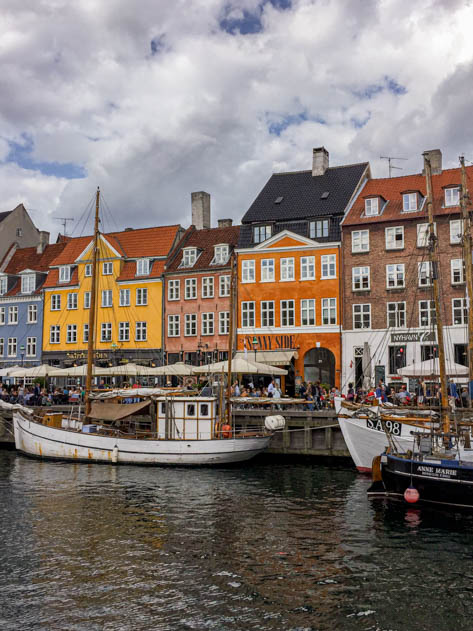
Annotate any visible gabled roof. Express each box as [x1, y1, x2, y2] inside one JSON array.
[[117, 259, 166, 282], [166, 225, 240, 273], [342, 165, 473, 227], [0, 210, 12, 224], [1, 242, 68, 296]]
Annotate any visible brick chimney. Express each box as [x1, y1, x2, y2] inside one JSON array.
[[312, 147, 329, 177], [36, 230, 50, 254], [191, 191, 211, 230], [218, 218, 233, 228], [422, 149, 442, 175]]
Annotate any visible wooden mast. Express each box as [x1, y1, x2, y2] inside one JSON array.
[[423, 153, 449, 433], [459, 156, 473, 399], [226, 254, 236, 424], [85, 187, 101, 417]]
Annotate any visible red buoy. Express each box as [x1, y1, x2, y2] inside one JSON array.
[[404, 486, 420, 504]]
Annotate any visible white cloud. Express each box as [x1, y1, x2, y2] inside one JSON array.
[[1, 0, 473, 238]]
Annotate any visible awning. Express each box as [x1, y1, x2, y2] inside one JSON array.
[[235, 350, 296, 366], [88, 400, 151, 421]]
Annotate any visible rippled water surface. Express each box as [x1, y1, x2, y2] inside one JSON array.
[[1, 451, 473, 630]]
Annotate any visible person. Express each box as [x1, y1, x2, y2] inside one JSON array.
[[267, 379, 275, 397], [396, 385, 410, 404], [299, 381, 307, 398], [346, 382, 355, 402], [98, 379, 106, 389], [232, 381, 240, 397], [375, 380, 386, 403]]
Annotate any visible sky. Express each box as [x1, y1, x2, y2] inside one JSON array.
[[1, 0, 473, 239]]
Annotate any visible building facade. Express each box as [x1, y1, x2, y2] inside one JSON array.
[[0, 203, 47, 263], [341, 149, 472, 392]]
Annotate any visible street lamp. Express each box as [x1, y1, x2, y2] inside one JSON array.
[[252, 336, 259, 362]]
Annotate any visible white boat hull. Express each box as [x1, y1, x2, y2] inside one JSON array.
[[13, 413, 271, 466]]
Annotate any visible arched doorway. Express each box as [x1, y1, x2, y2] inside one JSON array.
[[304, 347, 336, 386]]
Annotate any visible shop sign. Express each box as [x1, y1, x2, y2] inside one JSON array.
[[66, 351, 108, 360], [390, 331, 435, 343], [251, 335, 296, 350]]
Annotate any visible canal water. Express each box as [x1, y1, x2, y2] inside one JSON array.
[[0, 451, 472, 631]]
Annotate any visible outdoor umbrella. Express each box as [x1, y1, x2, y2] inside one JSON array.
[[48, 364, 100, 377], [147, 362, 196, 376], [194, 357, 287, 376], [8, 364, 57, 378], [0, 365, 21, 377], [98, 363, 157, 377], [397, 358, 468, 377]]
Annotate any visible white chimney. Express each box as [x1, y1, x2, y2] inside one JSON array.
[[36, 230, 50, 254], [191, 191, 211, 230], [218, 218, 233, 228], [422, 149, 442, 175], [312, 147, 329, 177]]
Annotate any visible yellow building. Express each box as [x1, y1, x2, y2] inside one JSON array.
[[42, 226, 182, 367]]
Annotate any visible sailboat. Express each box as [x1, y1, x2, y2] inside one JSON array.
[[13, 189, 284, 465], [368, 154, 473, 509]]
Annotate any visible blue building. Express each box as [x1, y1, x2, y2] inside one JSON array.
[[0, 240, 67, 369]]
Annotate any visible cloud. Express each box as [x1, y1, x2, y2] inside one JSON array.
[[1, 0, 473, 239]]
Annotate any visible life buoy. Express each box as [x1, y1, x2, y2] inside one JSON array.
[[221, 424, 232, 439]]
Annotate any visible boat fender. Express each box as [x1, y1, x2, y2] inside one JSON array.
[[264, 415, 286, 431], [404, 486, 419, 504], [112, 445, 119, 464], [221, 424, 232, 439], [371, 455, 382, 482]]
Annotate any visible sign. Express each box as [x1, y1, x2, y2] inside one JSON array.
[[366, 418, 401, 436], [390, 331, 436, 343], [66, 351, 108, 360], [374, 365, 385, 384], [251, 335, 296, 350]]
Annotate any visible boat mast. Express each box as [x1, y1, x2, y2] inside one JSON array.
[[459, 156, 473, 399], [226, 255, 236, 424], [85, 187, 101, 417], [423, 154, 449, 433]]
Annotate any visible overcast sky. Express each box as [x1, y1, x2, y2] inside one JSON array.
[[1, 0, 473, 239]]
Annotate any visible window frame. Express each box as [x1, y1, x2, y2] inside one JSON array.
[[219, 275, 230, 297], [102, 262, 113, 275], [118, 321, 129, 342], [402, 192, 418, 212], [452, 298, 468, 325], [387, 301, 406, 328], [385, 226, 404, 250], [300, 256, 315, 281], [27, 304, 37, 324], [261, 300, 275, 327], [386, 263, 405, 289], [136, 288, 148, 306], [185, 278, 197, 299], [168, 279, 180, 301], [219, 311, 230, 335], [241, 301, 255, 328], [351, 230, 369, 253], [67, 292, 78, 310], [21, 274, 35, 294], [280, 299, 295, 327], [321, 297, 337, 325], [300, 298, 316, 326], [201, 312, 214, 336], [241, 260, 255, 283], [101, 289, 113, 308], [167, 314, 180, 337], [184, 313, 197, 336], [450, 219, 463, 245], [321, 254, 336, 279], [136, 258, 150, 276], [260, 258, 275, 282], [280, 257, 295, 281], [353, 304, 371, 329], [100, 322, 112, 343], [365, 198, 379, 216], [445, 187, 460, 207], [201, 276, 214, 299], [66, 324, 77, 344], [119, 288, 130, 307], [352, 266, 370, 291], [49, 325, 60, 344]]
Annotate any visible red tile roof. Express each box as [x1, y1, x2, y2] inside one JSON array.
[[2, 242, 68, 295], [116, 259, 165, 282], [166, 225, 241, 273], [342, 165, 473, 227]]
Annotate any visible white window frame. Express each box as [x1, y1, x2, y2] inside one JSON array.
[[450, 219, 463, 245], [387, 302, 406, 328], [241, 260, 255, 283], [351, 230, 369, 253], [135, 321, 147, 341], [261, 301, 275, 327], [8, 306, 18, 325], [168, 314, 180, 337], [119, 288, 130, 307], [66, 324, 77, 344], [353, 304, 371, 329], [300, 256, 315, 281], [261, 259, 275, 282], [136, 288, 148, 306], [451, 258, 465, 284], [51, 294, 61, 311], [253, 225, 271, 244], [202, 277, 214, 298], [67, 292, 78, 310], [83, 323, 89, 343], [280, 299, 295, 327], [184, 313, 197, 336], [385, 226, 404, 250], [212, 245, 229, 265], [219, 275, 230, 297], [182, 248, 197, 267], [0, 338, 3, 356], [84, 264, 92, 277], [185, 278, 197, 299], [402, 192, 418, 211], [321, 298, 337, 325], [0, 276, 7, 295], [118, 321, 129, 342], [101, 290, 113, 308], [418, 261, 433, 287], [219, 311, 230, 335], [26, 337, 36, 357], [50, 325, 60, 344], [386, 263, 405, 289], [365, 198, 379, 216], [309, 219, 329, 239], [21, 274, 35, 294], [27, 304, 37, 323], [201, 312, 214, 336], [419, 300, 436, 327], [102, 262, 113, 275], [7, 337, 17, 357], [280, 257, 295, 281], [0, 307, 4, 325], [100, 322, 112, 343], [301, 299, 315, 326], [241, 302, 255, 328], [136, 259, 150, 276], [352, 266, 370, 291], [84, 291, 91, 309], [59, 266, 71, 283], [168, 279, 180, 301], [445, 187, 460, 207], [452, 298, 468, 325], [417, 222, 436, 247], [321, 254, 336, 279]]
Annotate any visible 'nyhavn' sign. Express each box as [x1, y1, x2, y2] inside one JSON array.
[[390, 331, 436, 343]]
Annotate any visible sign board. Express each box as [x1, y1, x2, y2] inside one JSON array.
[[374, 365, 385, 384], [390, 331, 436, 343]]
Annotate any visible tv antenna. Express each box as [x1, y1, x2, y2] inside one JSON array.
[[380, 156, 408, 178], [53, 217, 74, 237]]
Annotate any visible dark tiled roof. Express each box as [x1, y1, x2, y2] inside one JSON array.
[[0, 210, 12, 223], [239, 218, 342, 248], [166, 225, 240, 273]]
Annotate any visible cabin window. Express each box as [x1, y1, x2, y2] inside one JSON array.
[[187, 403, 196, 416], [161, 402, 166, 414], [200, 403, 209, 416]]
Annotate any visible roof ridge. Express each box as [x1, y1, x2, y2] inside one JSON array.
[[273, 161, 369, 176]]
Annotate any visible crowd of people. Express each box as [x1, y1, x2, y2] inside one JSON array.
[[230, 378, 340, 410], [0, 383, 84, 406]]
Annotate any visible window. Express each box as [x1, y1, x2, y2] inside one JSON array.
[[402, 193, 418, 211], [21, 274, 35, 294], [309, 219, 329, 239], [261, 301, 274, 327], [185, 278, 197, 299], [0, 307, 4, 325], [451, 259, 465, 284], [300, 256, 315, 280], [135, 321, 147, 341], [200, 403, 209, 416], [50, 326, 60, 344], [51, 294, 61, 311], [67, 292, 78, 310], [119, 288, 130, 307], [8, 306, 18, 325], [352, 266, 370, 291], [242, 260, 255, 283], [301, 299, 315, 326], [136, 259, 150, 276], [281, 300, 295, 326], [421, 345, 438, 361], [100, 323, 112, 342], [7, 337, 17, 356], [59, 266, 70, 283], [187, 403, 196, 416], [201, 312, 214, 335], [445, 187, 460, 207], [261, 259, 275, 282], [351, 230, 369, 253], [419, 300, 436, 327], [168, 279, 180, 301], [280, 258, 295, 281], [253, 225, 271, 243], [387, 302, 406, 328], [219, 311, 230, 335], [452, 298, 468, 325], [389, 346, 406, 374], [241, 302, 255, 328], [27, 304, 37, 323], [365, 198, 379, 216], [417, 222, 436, 247], [0, 276, 7, 295], [185, 314, 197, 336], [118, 321, 129, 342], [0, 339, 3, 355], [450, 219, 463, 244], [102, 262, 113, 275], [84, 264, 92, 277], [168, 314, 180, 337], [322, 298, 337, 325], [16, 228, 22, 237], [353, 304, 371, 329], [83, 323, 89, 343], [418, 261, 433, 287], [26, 337, 36, 357], [386, 264, 405, 289], [385, 226, 404, 250], [454, 343, 468, 366], [219, 275, 230, 297], [102, 290, 113, 307], [202, 277, 214, 298], [67, 324, 77, 344], [136, 288, 148, 305], [321, 255, 336, 279], [84, 291, 91, 309], [182, 248, 197, 267], [212, 245, 229, 265]]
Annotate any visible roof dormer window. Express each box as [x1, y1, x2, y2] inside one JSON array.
[[59, 266, 71, 283], [211, 244, 229, 265], [445, 187, 460, 207], [0, 276, 7, 296], [181, 248, 198, 268], [21, 274, 35, 294], [403, 192, 418, 211], [253, 225, 272, 244], [364, 198, 379, 216], [136, 258, 150, 276]]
